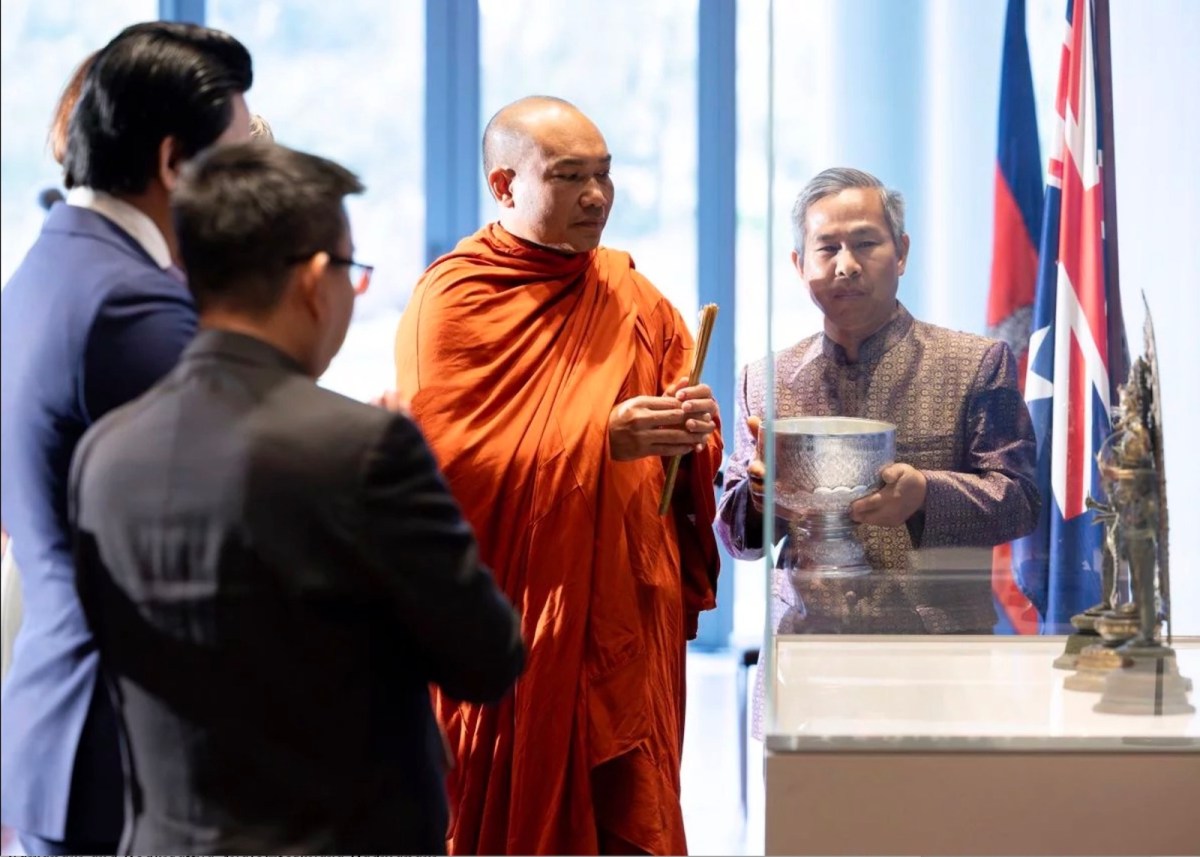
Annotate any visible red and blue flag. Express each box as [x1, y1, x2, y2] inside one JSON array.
[[987, 0, 1043, 635]]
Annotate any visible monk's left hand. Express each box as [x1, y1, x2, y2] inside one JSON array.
[[849, 463, 927, 527], [668, 380, 719, 453]]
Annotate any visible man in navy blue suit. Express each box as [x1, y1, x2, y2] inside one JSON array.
[[71, 141, 524, 855], [0, 22, 253, 855]]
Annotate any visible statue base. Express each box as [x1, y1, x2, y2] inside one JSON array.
[[1094, 610, 1140, 644], [1070, 610, 1102, 634], [1094, 647, 1195, 716], [1053, 632, 1103, 671], [1063, 643, 1127, 692]]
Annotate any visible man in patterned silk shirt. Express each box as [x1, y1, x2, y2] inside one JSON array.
[[717, 167, 1040, 636]]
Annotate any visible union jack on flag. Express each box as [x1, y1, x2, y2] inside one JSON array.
[[1012, 0, 1129, 632]]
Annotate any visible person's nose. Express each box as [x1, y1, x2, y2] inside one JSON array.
[[835, 246, 861, 279], [581, 178, 609, 209]]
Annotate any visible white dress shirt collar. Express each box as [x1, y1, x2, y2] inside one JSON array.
[[66, 187, 172, 270]]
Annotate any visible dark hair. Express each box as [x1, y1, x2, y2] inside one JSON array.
[[791, 167, 906, 257], [48, 51, 98, 188], [172, 142, 365, 314], [65, 22, 253, 195]]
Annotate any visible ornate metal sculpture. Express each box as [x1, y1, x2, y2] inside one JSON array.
[[1085, 298, 1191, 714], [1055, 387, 1134, 672]]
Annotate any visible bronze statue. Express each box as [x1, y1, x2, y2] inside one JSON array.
[[1090, 299, 1192, 714], [1080, 378, 1135, 625], [1082, 495, 1120, 621], [1061, 428, 1138, 689], [1055, 395, 1132, 671], [1100, 386, 1158, 650]]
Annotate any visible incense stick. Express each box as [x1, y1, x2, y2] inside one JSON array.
[[658, 303, 719, 515]]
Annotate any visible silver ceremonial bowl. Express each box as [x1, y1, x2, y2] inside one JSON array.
[[759, 416, 896, 578]]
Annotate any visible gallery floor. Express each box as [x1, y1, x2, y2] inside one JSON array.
[[681, 648, 764, 855], [0, 649, 764, 856]]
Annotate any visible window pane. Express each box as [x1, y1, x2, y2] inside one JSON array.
[[479, 0, 698, 322], [1, 0, 157, 285], [209, 0, 425, 401]]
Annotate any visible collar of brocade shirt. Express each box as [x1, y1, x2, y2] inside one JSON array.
[[821, 302, 914, 366]]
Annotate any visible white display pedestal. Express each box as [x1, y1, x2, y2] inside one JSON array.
[[764, 636, 1200, 856]]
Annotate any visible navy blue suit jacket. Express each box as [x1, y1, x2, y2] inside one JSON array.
[[1, 202, 196, 841]]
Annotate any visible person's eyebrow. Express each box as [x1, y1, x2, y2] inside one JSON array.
[[812, 225, 885, 243], [549, 155, 612, 169]]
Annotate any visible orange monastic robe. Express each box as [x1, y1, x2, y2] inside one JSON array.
[[395, 224, 721, 856]]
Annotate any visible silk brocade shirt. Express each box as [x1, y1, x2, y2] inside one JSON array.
[[717, 304, 1039, 636]]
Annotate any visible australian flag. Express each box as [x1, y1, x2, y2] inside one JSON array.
[[987, 0, 1043, 635], [1012, 0, 1130, 632]]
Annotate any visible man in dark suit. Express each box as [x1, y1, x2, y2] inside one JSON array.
[[0, 23, 253, 855], [69, 141, 525, 855]]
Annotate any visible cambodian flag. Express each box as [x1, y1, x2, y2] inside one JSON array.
[[1012, 0, 1129, 632], [987, 0, 1043, 635]]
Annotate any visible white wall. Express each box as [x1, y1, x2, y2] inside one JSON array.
[[1107, 0, 1200, 634]]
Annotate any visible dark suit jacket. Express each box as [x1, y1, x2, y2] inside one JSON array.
[[1, 203, 196, 842], [69, 330, 524, 855]]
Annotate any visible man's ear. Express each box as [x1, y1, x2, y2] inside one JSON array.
[[897, 233, 911, 276], [295, 252, 330, 318], [487, 168, 516, 207], [790, 248, 805, 278], [157, 136, 187, 192]]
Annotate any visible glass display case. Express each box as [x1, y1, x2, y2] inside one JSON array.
[[743, 2, 1200, 853], [763, 635, 1199, 855]]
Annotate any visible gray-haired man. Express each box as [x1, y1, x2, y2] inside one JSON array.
[[718, 166, 1040, 639]]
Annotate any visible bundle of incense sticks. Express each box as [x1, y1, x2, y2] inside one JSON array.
[[658, 303, 719, 516]]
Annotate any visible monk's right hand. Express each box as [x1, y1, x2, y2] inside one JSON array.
[[746, 416, 802, 521], [608, 395, 701, 461]]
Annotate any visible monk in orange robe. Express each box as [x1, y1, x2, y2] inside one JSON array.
[[394, 96, 722, 856]]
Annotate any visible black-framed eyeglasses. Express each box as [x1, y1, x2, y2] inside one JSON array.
[[328, 254, 373, 295], [285, 251, 374, 295]]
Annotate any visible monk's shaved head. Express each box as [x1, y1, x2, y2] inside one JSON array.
[[482, 95, 613, 253], [483, 95, 591, 173]]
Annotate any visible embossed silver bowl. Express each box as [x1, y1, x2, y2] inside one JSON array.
[[759, 416, 896, 578]]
